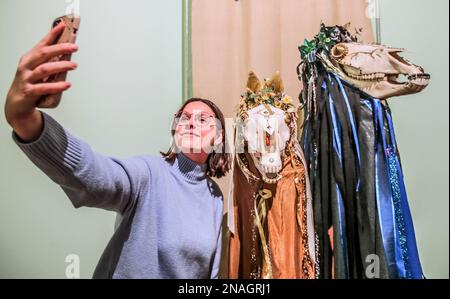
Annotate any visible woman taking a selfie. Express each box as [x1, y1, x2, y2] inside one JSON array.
[[4, 22, 231, 279]]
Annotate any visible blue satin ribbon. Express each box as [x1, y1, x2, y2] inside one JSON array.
[[323, 80, 350, 277], [334, 75, 361, 192], [373, 99, 400, 278], [335, 183, 350, 277], [387, 146, 408, 278], [373, 99, 426, 278], [385, 111, 424, 279], [328, 90, 343, 166]]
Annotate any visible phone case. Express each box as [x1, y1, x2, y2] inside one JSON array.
[[36, 14, 80, 109]]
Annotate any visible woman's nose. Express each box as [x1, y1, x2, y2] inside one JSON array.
[[188, 117, 196, 128]]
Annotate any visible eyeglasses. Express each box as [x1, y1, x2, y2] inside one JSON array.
[[175, 112, 217, 128]]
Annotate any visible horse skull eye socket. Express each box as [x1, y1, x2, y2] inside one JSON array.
[[331, 44, 349, 60]]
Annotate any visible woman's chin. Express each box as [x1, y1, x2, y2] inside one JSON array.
[[179, 146, 204, 154], [177, 139, 211, 154]]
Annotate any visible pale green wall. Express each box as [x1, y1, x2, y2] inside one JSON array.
[[377, 0, 449, 278], [0, 0, 448, 279], [0, 0, 182, 278]]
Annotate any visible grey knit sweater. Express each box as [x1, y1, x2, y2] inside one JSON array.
[[12, 112, 224, 279]]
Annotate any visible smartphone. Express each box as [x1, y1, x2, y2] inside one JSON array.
[[36, 14, 80, 109]]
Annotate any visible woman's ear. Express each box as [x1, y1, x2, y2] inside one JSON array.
[[212, 130, 224, 152], [214, 130, 224, 145]]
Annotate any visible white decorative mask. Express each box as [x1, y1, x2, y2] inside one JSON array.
[[244, 104, 290, 181], [236, 71, 296, 184]]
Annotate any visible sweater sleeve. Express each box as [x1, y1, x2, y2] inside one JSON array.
[[210, 226, 223, 279], [12, 111, 150, 214], [210, 197, 224, 279]]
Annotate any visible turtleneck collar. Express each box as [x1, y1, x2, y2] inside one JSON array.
[[171, 153, 208, 183]]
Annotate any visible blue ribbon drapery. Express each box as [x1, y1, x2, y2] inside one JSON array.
[[373, 99, 423, 279], [325, 80, 350, 278], [319, 73, 423, 279]]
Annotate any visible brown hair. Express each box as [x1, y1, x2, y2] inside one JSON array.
[[161, 98, 231, 179]]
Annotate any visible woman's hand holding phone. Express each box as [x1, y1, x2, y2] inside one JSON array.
[[5, 18, 79, 142]]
